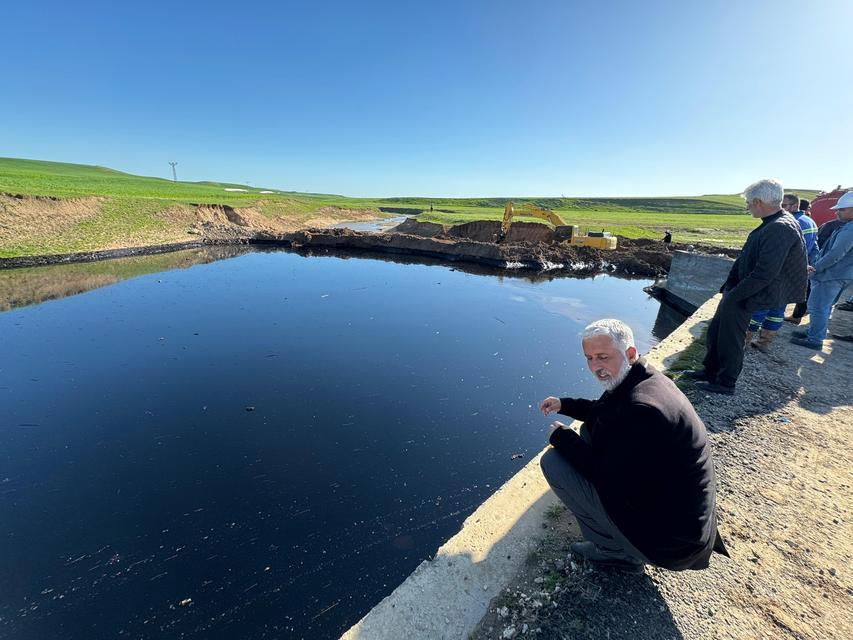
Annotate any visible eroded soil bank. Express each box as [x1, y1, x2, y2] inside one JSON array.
[[0, 210, 739, 279], [259, 220, 738, 279], [0, 192, 381, 261]]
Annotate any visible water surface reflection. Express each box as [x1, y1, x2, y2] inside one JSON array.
[[0, 249, 682, 639]]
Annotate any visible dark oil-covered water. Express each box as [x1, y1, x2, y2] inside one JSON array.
[[0, 248, 683, 639]]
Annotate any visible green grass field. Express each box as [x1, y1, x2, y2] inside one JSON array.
[[0, 157, 819, 257]]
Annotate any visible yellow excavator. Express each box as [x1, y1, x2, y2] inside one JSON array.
[[498, 201, 618, 249]]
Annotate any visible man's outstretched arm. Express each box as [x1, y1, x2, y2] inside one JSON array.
[[539, 395, 597, 422]]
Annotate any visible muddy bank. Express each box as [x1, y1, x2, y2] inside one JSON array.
[[1, 212, 738, 280], [0, 240, 248, 269], [261, 221, 735, 278]]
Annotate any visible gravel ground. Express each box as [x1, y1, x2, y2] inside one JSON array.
[[472, 304, 853, 640]]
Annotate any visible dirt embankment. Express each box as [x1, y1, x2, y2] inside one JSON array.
[[0, 193, 106, 246], [2, 196, 737, 277], [0, 192, 385, 265], [193, 203, 382, 239], [262, 220, 736, 278]]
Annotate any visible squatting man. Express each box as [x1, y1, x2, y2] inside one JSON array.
[[538, 319, 727, 573]]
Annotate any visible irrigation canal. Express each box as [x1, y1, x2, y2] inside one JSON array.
[[0, 247, 684, 639]]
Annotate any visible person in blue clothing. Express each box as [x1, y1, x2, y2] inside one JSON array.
[[784, 198, 821, 325], [747, 193, 814, 352], [791, 191, 853, 349]]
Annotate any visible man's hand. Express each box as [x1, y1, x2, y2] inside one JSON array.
[[539, 396, 561, 416], [807, 265, 815, 274]]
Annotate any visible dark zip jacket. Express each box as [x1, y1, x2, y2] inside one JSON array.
[[549, 358, 726, 570], [722, 210, 808, 309]]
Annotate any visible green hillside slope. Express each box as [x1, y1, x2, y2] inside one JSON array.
[[0, 157, 820, 257]]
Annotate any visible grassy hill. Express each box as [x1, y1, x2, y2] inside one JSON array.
[[0, 157, 818, 257]]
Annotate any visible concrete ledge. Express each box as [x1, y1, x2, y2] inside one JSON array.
[[659, 251, 733, 310], [646, 251, 733, 314], [341, 296, 721, 640]]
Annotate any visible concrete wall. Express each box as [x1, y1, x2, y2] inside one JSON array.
[[658, 250, 734, 310], [340, 296, 722, 640]]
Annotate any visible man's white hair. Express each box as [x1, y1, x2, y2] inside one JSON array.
[[582, 319, 635, 352], [742, 178, 784, 206]]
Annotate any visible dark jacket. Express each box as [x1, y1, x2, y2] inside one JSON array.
[[722, 211, 808, 310], [550, 358, 723, 570]]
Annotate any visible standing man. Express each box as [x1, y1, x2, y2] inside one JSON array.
[[791, 191, 853, 349], [539, 319, 726, 573], [688, 179, 807, 394], [747, 193, 814, 349], [784, 198, 820, 325]]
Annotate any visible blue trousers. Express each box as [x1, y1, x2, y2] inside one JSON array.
[[806, 279, 851, 342], [749, 306, 786, 332]]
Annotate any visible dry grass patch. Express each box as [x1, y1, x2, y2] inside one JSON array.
[[0, 194, 103, 245]]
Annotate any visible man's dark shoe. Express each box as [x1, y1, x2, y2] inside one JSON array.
[[790, 336, 822, 350], [783, 315, 802, 325], [836, 301, 853, 312], [694, 380, 736, 395], [680, 369, 713, 381], [791, 329, 808, 339], [570, 541, 645, 574], [831, 334, 853, 343]]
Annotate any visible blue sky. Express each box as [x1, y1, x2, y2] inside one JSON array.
[[3, 0, 851, 197]]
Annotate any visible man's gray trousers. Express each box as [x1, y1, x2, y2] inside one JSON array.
[[540, 426, 647, 564]]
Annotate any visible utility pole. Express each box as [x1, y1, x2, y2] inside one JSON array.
[[169, 162, 178, 182]]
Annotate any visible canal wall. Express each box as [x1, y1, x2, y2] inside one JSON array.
[[340, 296, 721, 640], [645, 250, 735, 314]]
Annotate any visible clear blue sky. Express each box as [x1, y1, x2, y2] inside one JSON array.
[[3, 0, 851, 197]]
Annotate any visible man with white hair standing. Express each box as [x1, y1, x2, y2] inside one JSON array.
[[539, 319, 726, 573], [688, 179, 807, 394]]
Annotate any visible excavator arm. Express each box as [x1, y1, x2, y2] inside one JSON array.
[[497, 201, 616, 248], [500, 201, 573, 240]]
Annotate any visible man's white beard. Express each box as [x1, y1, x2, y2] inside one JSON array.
[[594, 357, 633, 391]]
